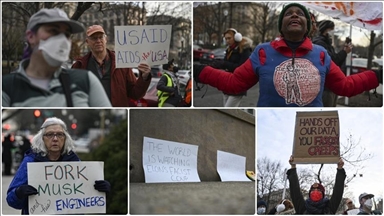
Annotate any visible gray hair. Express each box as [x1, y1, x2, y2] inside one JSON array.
[[31, 117, 75, 156]]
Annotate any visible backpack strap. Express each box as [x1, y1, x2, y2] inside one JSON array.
[[59, 69, 73, 107]]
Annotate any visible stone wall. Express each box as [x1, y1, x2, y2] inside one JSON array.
[[129, 109, 255, 182]]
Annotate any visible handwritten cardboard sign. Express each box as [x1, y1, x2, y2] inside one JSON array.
[[142, 136, 200, 183], [27, 162, 106, 215], [292, 111, 340, 164], [217, 150, 251, 182], [114, 25, 172, 68]]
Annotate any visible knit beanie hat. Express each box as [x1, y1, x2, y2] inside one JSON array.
[[163, 59, 174, 70], [318, 20, 335, 34], [278, 3, 311, 37], [309, 182, 325, 196], [257, 200, 267, 208]]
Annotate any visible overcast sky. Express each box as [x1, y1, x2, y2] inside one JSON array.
[[257, 108, 383, 206]]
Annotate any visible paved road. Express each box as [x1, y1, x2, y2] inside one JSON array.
[[193, 84, 259, 107], [2, 174, 20, 215]]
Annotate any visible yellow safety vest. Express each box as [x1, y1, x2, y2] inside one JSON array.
[[157, 73, 173, 107]]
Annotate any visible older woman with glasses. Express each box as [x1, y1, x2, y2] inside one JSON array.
[[6, 117, 110, 214]]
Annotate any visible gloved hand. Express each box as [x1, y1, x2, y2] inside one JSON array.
[[193, 64, 206, 83], [210, 59, 225, 69], [373, 68, 383, 85], [15, 185, 38, 199], [94, 180, 111, 193]]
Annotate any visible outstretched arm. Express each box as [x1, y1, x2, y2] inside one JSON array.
[[329, 157, 346, 214], [197, 59, 258, 94], [286, 155, 306, 214], [326, 61, 379, 97]]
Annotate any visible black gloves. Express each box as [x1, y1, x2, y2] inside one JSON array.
[[15, 185, 38, 199], [210, 60, 225, 69], [373, 68, 383, 84], [193, 64, 206, 83], [94, 180, 111, 193]]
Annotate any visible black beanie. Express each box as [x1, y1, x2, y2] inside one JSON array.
[[278, 3, 311, 37], [163, 59, 174, 70], [318, 20, 335, 34]]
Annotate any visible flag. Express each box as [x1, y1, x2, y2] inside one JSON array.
[[302, 2, 383, 30]]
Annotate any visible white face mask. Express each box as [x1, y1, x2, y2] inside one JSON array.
[[364, 198, 373, 209], [257, 207, 266, 214], [327, 30, 335, 35], [38, 33, 71, 67]]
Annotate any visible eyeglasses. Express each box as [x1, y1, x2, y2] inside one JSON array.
[[44, 132, 65, 139], [347, 202, 353, 205], [88, 34, 106, 41]]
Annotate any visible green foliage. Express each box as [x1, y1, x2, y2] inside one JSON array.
[[82, 118, 128, 214]]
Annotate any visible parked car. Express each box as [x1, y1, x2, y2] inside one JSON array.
[[373, 59, 383, 70], [193, 44, 210, 61], [74, 137, 90, 148], [199, 47, 227, 65], [128, 78, 160, 107], [345, 58, 380, 74], [151, 65, 163, 77], [176, 70, 190, 85]]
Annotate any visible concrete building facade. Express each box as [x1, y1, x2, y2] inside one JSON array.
[[129, 109, 255, 182]]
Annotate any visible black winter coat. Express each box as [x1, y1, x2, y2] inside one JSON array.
[[220, 45, 252, 96], [287, 168, 346, 214], [312, 34, 348, 67]]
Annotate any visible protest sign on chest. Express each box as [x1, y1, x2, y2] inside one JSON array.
[[27, 161, 106, 215], [292, 111, 340, 164]]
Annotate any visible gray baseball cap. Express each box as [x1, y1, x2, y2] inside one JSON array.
[[27, 8, 84, 34], [359, 193, 374, 201]]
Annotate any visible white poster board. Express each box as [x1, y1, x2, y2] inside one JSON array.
[[114, 25, 172, 68], [142, 136, 200, 183], [27, 162, 106, 215], [217, 150, 251, 182]]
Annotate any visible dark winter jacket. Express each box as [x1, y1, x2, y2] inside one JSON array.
[[198, 37, 379, 107], [72, 49, 151, 107], [220, 41, 252, 96], [2, 59, 111, 107], [312, 34, 348, 67], [357, 209, 382, 215], [286, 168, 346, 214], [6, 149, 80, 214], [156, 70, 182, 106]]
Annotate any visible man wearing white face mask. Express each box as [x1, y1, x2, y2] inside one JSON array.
[[357, 193, 382, 215], [2, 8, 111, 107], [312, 20, 353, 107]]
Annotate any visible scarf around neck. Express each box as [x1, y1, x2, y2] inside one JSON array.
[[305, 197, 330, 214]]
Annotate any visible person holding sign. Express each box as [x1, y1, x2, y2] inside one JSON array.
[[2, 8, 111, 107], [286, 155, 345, 214], [6, 117, 111, 214], [193, 3, 381, 107], [157, 59, 182, 107], [72, 25, 152, 107]]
